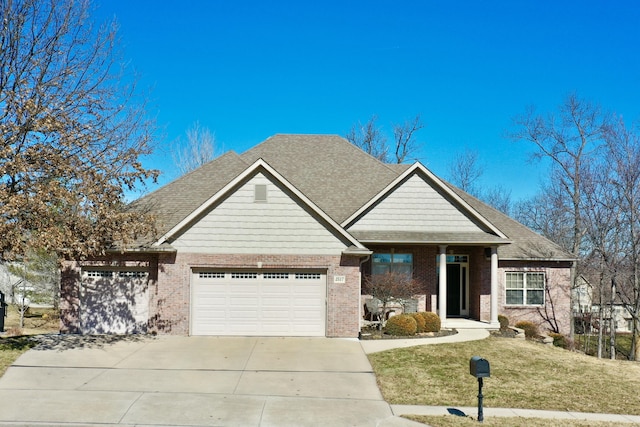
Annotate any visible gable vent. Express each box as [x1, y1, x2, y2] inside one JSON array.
[[254, 184, 267, 202]]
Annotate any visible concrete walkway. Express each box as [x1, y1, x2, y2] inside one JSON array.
[[391, 405, 640, 424]]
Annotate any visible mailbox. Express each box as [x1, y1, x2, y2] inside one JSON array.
[[469, 356, 490, 378]]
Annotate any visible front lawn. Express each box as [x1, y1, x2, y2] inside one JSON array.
[[1, 304, 59, 376], [368, 336, 640, 415], [0, 336, 36, 376]]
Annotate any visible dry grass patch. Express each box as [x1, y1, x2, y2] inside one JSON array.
[[1, 305, 59, 377], [405, 415, 635, 427], [369, 336, 640, 415], [4, 305, 60, 336], [0, 336, 36, 377]]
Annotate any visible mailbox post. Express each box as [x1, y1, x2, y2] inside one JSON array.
[[469, 356, 490, 422]]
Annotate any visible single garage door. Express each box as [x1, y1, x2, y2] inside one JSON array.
[[191, 270, 326, 336], [81, 269, 149, 334]]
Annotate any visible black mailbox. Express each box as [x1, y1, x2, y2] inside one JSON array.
[[469, 356, 490, 378]]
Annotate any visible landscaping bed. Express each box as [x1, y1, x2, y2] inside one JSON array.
[[360, 326, 457, 340]]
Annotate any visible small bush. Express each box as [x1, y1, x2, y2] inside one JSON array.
[[419, 312, 441, 332], [548, 332, 568, 349], [514, 320, 539, 338], [410, 313, 426, 333], [385, 314, 417, 336], [498, 314, 509, 330]]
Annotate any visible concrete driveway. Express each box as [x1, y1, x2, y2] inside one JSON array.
[[0, 335, 421, 426]]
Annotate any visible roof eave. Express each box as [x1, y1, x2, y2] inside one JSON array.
[[499, 256, 577, 262], [342, 246, 373, 256], [357, 239, 512, 246]]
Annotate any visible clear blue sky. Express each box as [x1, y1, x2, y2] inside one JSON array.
[[94, 1, 640, 201]]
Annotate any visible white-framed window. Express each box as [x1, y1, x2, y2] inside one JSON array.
[[506, 272, 545, 305], [372, 253, 413, 276]]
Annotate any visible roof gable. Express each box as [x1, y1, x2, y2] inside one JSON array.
[[154, 158, 366, 251], [343, 162, 508, 242], [131, 151, 249, 238]]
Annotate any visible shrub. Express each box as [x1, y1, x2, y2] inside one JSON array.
[[498, 314, 509, 330], [410, 313, 426, 333], [419, 311, 441, 332], [385, 314, 417, 336], [548, 332, 568, 349], [514, 320, 539, 338]]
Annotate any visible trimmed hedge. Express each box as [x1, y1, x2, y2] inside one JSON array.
[[419, 311, 441, 332], [385, 314, 417, 336], [410, 313, 427, 333]]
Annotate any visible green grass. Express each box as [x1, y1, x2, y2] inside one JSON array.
[[369, 336, 640, 415], [575, 333, 633, 359]]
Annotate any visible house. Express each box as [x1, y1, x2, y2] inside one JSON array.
[[60, 134, 574, 337]]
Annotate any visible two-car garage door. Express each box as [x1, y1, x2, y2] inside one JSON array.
[[191, 270, 326, 336]]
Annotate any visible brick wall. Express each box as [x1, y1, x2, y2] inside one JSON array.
[[499, 260, 572, 334], [149, 252, 361, 337], [62, 252, 361, 337]]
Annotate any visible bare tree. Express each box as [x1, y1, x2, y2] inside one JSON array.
[[172, 121, 218, 175], [345, 115, 388, 162], [604, 118, 640, 360], [448, 149, 512, 215], [449, 149, 483, 195], [509, 93, 611, 339], [0, 0, 157, 261], [482, 186, 512, 216], [392, 115, 424, 163], [363, 271, 421, 328], [346, 114, 423, 163], [513, 185, 575, 253]]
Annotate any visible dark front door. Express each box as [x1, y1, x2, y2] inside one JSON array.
[[447, 264, 461, 316]]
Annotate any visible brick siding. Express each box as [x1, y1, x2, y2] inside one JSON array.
[[62, 252, 362, 338]]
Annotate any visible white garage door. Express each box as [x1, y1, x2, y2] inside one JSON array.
[[191, 270, 326, 336], [81, 269, 149, 334]]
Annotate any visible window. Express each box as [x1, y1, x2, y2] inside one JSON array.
[[264, 272, 289, 279], [231, 272, 258, 279], [372, 253, 413, 276], [199, 272, 225, 279], [295, 273, 321, 280], [506, 272, 545, 305], [85, 270, 112, 278]]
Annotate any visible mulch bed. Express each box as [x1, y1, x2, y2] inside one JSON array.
[[359, 327, 458, 340]]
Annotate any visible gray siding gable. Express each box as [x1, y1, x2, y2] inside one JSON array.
[[170, 171, 351, 255], [347, 172, 493, 235]]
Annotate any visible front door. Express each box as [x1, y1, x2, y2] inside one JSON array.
[[445, 255, 469, 317]]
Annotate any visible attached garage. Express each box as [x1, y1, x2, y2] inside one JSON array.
[[80, 269, 149, 334], [191, 270, 326, 336]]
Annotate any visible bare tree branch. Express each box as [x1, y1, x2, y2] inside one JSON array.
[[0, 0, 158, 260], [172, 121, 217, 175]]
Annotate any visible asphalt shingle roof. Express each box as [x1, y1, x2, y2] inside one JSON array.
[[133, 134, 573, 261], [240, 134, 400, 223]]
